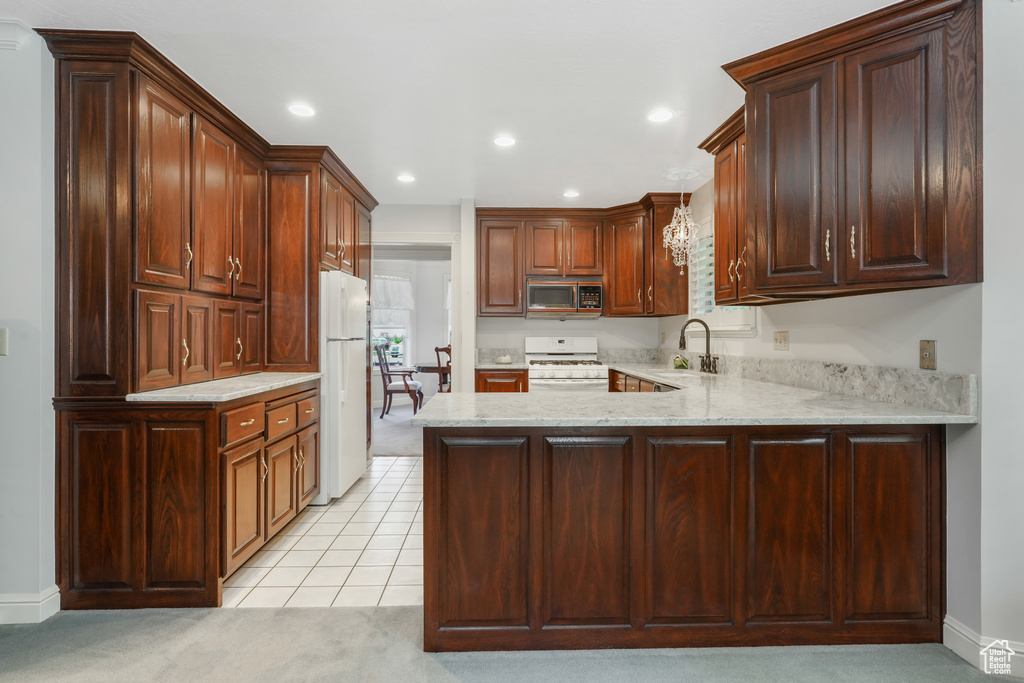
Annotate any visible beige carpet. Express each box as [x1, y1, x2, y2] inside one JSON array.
[[373, 401, 424, 456]]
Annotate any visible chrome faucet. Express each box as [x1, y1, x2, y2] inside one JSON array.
[[679, 318, 718, 374]]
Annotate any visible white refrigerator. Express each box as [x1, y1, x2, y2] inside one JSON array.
[[314, 270, 369, 505]]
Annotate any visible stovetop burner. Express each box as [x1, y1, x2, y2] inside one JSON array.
[[529, 359, 603, 366]]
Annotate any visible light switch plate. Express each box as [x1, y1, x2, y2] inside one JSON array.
[[920, 340, 936, 370], [774, 330, 789, 351], [0, 328, 7, 356]]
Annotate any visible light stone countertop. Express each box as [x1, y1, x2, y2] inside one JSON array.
[[475, 363, 530, 370], [125, 372, 321, 403], [413, 363, 977, 427]]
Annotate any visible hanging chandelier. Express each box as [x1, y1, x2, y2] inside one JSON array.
[[662, 169, 700, 274]]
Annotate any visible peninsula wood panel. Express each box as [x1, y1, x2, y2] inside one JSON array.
[[433, 436, 529, 629], [60, 63, 133, 396], [134, 73, 191, 291], [142, 420, 207, 589], [645, 435, 734, 624], [67, 420, 133, 590], [746, 434, 832, 624], [841, 431, 937, 623], [844, 28, 946, 284], [542, 436, 632, 626], [191, 115, 235, 296], [750, 61, 839, 290]]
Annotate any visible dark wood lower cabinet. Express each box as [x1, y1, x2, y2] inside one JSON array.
[[423, 424, 943, 651], [55, 379, 319, 609]]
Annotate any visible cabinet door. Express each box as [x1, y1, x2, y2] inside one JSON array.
[[525, 220, 564, 276], [191, 115, 235, 295], [297, 424, 320, 511], [474, 370, 526, 393], [356, 203, 372, 282], [135, 75, 191, 289], [844, 29, 947, 284], [320, 170, 344, 271], [735, 134, 753, 301], [565, 220, 603, 276], [477, 220, 524, 316], [604, 215, 645, 315], [745, 434, 833, 624], [181, 294, 214, 385], [751, 61, 839, 291], [213, 300, 241, 379], [136, 289, 180, 392], [647, 200, 688, 315], [714, 140, 740, 304], [222, 438, 265, 577], [233, 146, 264, 300], [265, 435, 298, 538], [339, 187, 356, 275], [240, 303, 263, 375]]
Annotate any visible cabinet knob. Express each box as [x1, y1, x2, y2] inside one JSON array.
[[850, 226, 856, 259], [236, 337, 243, 360], [825, 230, 831, 262], [181, 339, 189, 366]]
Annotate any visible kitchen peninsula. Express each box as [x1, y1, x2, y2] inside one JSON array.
[[413, 369, 975, 652]]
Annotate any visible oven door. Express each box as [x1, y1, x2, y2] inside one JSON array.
[[528, 378, 609, 392], [527, 281, 577, 313]]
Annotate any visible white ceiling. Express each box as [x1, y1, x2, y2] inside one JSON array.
[[10, 0, 892, 207]]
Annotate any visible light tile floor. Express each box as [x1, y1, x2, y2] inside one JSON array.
[[224, 456, 424, 608]]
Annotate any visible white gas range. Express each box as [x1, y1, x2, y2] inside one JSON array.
[[525, 336, 608, 392]]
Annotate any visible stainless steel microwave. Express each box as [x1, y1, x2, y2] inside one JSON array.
[[526, 279, 602, 319]]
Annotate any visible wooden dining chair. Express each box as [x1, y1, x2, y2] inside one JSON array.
[[435, 345, 452, 393], [375, 344, 424, 417]]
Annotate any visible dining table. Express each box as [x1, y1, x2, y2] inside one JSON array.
[[414, 364, 451, 392]]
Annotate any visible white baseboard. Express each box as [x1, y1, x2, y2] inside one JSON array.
[[0, 585, 60, 624], [945, 615, 1024, 678]]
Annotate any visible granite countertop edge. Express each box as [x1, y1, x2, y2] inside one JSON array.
[[125, 372, 322, 403]]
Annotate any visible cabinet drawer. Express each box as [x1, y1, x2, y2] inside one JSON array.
[[221, 402, 265, 448], [266, 403, 297, 441], [297, 395, 319, 428]]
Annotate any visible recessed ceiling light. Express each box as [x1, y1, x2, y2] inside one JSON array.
[[288, 103, 315, 117], [494, 135, 516, 147], [397, 174, 415, 182], [563, 190, 580, 198], [647, 109, 674, 122]]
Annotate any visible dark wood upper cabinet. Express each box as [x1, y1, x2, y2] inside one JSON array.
[[525, 220, 564, 276], [320, 168, 357, 274], [356, 204, 372, 282], [213, 299, 242, 379], [181, 294, 214, 385], [191, 115, 235, 296], [722, 0, 980, 299], [240, 303, 263, 375], [135, 74, 192, 290], [604, 212, 645, 316], [477, 219, 525, 316], [136, 289, 180, 393], [640, 193, 688, 315], [750, 60, 840, 292], [565, 220, 603, 276], [843, 28, 947, 284], [233, 146, 264, 300]]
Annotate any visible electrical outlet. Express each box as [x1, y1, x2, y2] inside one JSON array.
[[920, 340, 936, 370], [0, 328, 7, 356], [660, 332, 666, 345], [774, 330, 789, 351]]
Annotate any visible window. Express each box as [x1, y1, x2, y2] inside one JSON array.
[[371, 273, 414, 366], [686, 215, 758, 337]]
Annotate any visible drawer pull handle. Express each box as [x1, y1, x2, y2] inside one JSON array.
[[260, 453, 268, 483], [228, 255, 234, 277], [235, 257, 242, 281], [185, 242, 193, 270], [182, 339, 189, 366], [825, 229, 831, 262], [293, 450, 300, 472], [850, 226, 856, 259], [277, 417, 290, 425], [304, 408, 315, 414], [239, 418, 255, 427], [299, 447, 305, 465]]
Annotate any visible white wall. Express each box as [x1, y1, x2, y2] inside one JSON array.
[[372, 204, 461, 237], [979, 0, 1024, 656], [0, 25, 58, 623]]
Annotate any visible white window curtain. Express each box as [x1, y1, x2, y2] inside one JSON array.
[[371, 274, 414, 328]]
